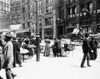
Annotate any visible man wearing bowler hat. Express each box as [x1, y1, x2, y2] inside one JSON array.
[[2, 33, 16, 79]]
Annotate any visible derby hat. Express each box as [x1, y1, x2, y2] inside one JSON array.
[[5, 33, 12, 38]]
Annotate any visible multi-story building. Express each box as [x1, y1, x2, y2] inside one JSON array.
[[21, 0, 35, 35], [10, 0, 21, 25], [56, 0, 68, 37], [0, 0, 10, 29], [38, 0, 59, 39], [66, 0, 100, 34], [20, 0, 59, 39]]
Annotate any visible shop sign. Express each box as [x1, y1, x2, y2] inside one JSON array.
[[93, 9, 100, 14]]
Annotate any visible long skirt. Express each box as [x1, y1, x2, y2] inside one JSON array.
[[44, 44, 50, 56]]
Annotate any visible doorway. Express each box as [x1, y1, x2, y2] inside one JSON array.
[[57, 26, 63, 38]]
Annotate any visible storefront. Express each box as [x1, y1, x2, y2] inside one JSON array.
[[81, 25, 92, 33], [44, 28, 53, 39]]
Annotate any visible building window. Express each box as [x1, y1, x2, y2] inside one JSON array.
[[60, 0, 64, 6], [17, 10, 20, 14], [23, 23, 25, 29], [23, 13, 27, 20], [30, 4, 33, 11], [38, 9, 42, 15], [45, 17, 53, 25], [38, 0, 42, 7], [22, 0, 25, 3], [28, 5, 30, 11], [59, 9, 64, 20], [97, 0, 100, 9], [22, 7, 25, 13], [18, 15, 20, 20], [72, 6, 76, 14], [46, 6, 53, 14], [46, 0, 53, 4], [68, 8, 70, 15], [28, 12, 32, 19], [70, 0, 73, 3], [27, 22, 30, 28], [16, 7, 20, 10]]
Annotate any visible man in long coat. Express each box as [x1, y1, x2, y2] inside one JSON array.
[[81, 33, 92, 68], [2, 33, 16, 79], [12, 37, 22, 67]]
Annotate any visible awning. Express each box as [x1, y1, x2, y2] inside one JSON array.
[[66, 26, 76, 29], [0, 29, 11, 32], [15, 30, 28, 33], [10, 24, 21, 30]]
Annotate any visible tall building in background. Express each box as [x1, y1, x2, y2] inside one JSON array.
[[38, 0, 59, 39], [20, 0, 59, 39], [21, 0, 35, 34], [66, 0, 100, 34], [0, 0, 10, 29], [10, 0, 21, 25], [10, 0, 22, 31]]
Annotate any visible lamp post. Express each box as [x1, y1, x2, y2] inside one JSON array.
[[53, 10, 56, 39], [35, 0, 40, 61]]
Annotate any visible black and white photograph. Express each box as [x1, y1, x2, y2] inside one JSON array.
[[0, 0, 100, 79]]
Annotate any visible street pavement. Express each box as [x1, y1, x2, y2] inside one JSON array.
[[0, 46, 100, 79]]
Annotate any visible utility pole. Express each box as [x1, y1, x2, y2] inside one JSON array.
[[35, 0, 40, 61], [53, 10, 56, 39]]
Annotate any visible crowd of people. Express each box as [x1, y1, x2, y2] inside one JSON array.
[[0, 33, 37, 79], [0, 32, 99, 79]]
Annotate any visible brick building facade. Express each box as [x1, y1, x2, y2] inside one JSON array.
[[10, 0, 21, 25], [0, 0, 10, 29], [65, 0, 100, 34]]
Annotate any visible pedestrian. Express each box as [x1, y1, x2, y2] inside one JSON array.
[[55, 37, 62, 57], [52, 38, 62, 57], [2, 33, 16, 79], [81, 33, 92, 68], [44, 38, 50, 57], [89, 37, 98, 60], [12, 37, 22, 67], [52, 39, 58, 57]]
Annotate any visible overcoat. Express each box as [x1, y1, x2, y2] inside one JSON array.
[[2, 41, 14, 69], [12, 40, 20, 67]]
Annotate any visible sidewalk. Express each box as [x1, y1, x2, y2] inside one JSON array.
[[0, 46, 100, 79]]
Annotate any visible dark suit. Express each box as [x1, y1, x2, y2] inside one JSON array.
[[89, 39, 98, 60], [12, 40, 21, 67], [81, 38, 91, 67], [53, 39, 62, 57]]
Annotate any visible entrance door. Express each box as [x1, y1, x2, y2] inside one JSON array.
[[58, 26, 63, 38]]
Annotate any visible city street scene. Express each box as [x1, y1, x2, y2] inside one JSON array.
[[0, 0, 100, 79]]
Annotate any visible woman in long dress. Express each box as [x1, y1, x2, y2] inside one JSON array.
[[44, 39, 50, 57]]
